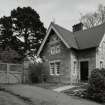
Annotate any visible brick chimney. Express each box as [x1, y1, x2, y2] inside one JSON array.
[[72, 22, 83, 32]]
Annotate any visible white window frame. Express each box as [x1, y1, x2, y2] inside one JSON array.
[[51, 45, 61, 55], [51, 47, 55, 55], [49, 61, 55, 75], [56, 45, 61, 54], [55, 60, 60, 75], [49, 60, 60, 76]]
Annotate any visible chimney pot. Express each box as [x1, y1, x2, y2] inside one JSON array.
[[72, 22, 83, 32]]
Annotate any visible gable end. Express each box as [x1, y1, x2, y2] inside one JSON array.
[[37, 23, 70, 56]]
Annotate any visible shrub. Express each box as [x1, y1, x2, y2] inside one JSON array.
[[29, 63, 48, 83], [87, 68, 105, 103]]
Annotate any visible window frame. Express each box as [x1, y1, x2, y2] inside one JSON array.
[[51, 47, 56, 55], [49, 60, 60, 76], [49, 61, 55, 75], [100, 61, 103, 69], [56, 45, 61, 54], [51, 45, 61, 55], [73, 61, 77, 74], [55, 61, 60, 75]]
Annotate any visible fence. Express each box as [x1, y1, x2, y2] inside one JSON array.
[[0, 63, 23, 84]]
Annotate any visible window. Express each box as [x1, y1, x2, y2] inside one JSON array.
[[51, 47, 55, 55], [73, 61, 77, 74], [50, 62, 55, 75], [55, 62, 60, 75], [100, 61, 103, 69], [56, 45, 60, 54], [51, 45, 61, 55], [49, 60, 60, 75]]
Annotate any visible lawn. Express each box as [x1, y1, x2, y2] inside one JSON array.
[[0, 84, 101, 105]]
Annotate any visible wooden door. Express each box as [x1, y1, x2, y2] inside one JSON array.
[[80, 61, 88, 81]]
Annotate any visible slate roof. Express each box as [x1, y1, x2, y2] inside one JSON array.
[[52, 23, 78, 49], [52, 22, 105, 50]]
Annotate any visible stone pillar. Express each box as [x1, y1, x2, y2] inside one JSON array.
[[23, 61, 30, 83]]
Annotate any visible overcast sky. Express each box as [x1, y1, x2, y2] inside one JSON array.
[[0, 0, 105, 30]]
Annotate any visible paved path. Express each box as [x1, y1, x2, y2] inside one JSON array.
[[53, 85, 76, 92], [2, 85, 101, 105], [0, 91, 29, 105]]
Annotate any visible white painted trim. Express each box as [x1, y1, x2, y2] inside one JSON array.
[[37, 23, 70, 56], [51, 46, 56, 55], [49, 60, 55, 75], [49, 60, 60, 63]]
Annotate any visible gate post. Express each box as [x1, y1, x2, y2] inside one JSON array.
[[22, 63, 24, 84], [7, 64, 9, 84]]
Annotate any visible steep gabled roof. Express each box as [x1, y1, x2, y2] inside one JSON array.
[[37, 22, 72, 55], [37, 22, 105, 56], [74, 23, 105, 49], [53, 23, 78, 49]]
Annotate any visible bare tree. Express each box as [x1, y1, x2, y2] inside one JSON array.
[[98, 4, 105, 23], [80, 4, 105, 29]]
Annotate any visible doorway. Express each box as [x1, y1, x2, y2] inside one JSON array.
[[80, 61, 89, 81]]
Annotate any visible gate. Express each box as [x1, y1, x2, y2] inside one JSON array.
[[0, 63, 23, 84]]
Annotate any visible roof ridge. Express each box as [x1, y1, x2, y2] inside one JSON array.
[[52, 22, 79, 49], [52, 23, 72, 33], [73, 22, 105, 34], [52, 22, 105, 34], [51, 22, 105, 49]]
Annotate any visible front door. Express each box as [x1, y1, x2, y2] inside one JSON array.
[[80, 61, 89, 81]]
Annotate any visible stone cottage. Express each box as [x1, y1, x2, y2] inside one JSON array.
[[37, 22, 105, 84]]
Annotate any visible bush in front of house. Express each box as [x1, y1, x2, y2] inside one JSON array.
[[29, 63, 48, 83], [86, 68, 105, 103]]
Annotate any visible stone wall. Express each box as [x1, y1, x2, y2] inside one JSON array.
[[70, 48, 96, 83], [96, 34, 105, 68], [41, 32, 71, 83], [40, 30, 97, 84]]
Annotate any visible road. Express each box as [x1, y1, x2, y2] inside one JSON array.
[[0, 91, 30, 105]]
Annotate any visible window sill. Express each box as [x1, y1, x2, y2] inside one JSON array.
[[50, 74, 60, 76]]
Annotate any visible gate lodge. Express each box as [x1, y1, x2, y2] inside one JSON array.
[[37, 22, 105, 84]]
